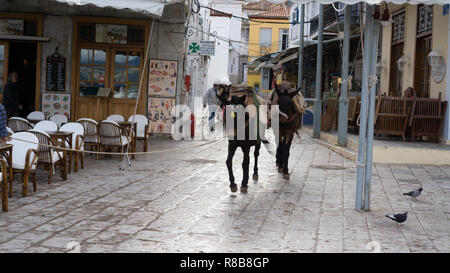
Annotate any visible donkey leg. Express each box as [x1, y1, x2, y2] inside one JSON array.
[[253, 142, 261, 180], [282, 136, 293, 180], [278, 137, 286, 173], [226, 141, 238, 192], [240, 144, 251, 193]]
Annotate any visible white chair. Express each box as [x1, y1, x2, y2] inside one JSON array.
[[49, 114, 68, 128], [8, 132, 39, 197], [1, 158, 7, 211], [106, 114, 125, 122], [60, 122, 85, 172], [29, 130, 66, 185], [8, 117, 33, 132], [77, 118, 100, 160], [99, 120, 129, 161], [128, 114, 149, 152], [26, 111, 45, 121], [6, 127, 14, 136], [33, 120, 58, 132]]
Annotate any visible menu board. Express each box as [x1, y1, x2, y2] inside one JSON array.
[[42, 92, 70, 119], [147, 97, 175, 134], [148, 59, 177, 97], [46, 54, 66, 91]]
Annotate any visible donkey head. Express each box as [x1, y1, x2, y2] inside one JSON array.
[[274, 82, 300, 123]]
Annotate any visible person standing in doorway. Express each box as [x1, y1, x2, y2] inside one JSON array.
[[203, 80, 220, 132], [2, 71, 23, 118]]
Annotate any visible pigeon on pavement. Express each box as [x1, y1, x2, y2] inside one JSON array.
[[386, 212, 408, 225], [403, 188, 423, 199]]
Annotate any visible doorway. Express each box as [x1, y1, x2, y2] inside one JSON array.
[[8, 42, 37, 117]]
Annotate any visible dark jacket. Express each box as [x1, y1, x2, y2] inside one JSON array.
[[2, 82, 22, 118]]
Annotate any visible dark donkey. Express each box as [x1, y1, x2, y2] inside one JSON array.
[[270, 82, 303, 180], [216, 84, 268, 193]]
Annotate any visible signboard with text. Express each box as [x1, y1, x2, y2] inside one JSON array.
[[199, 41, 215, 56]]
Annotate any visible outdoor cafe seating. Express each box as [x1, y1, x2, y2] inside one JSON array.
[[1, 114, 150, 210]]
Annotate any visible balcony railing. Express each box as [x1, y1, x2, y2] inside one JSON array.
[[310, 3, 360, 36]]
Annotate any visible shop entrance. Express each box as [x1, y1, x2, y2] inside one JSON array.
[[8, 41, 37, 117]]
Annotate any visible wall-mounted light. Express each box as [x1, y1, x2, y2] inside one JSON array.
[[427, 46, 443, 67], [397, 54, 409, 72], [376, 59, 386, 75]]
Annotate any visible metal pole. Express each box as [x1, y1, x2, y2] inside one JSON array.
[[363, 18, 380, 211], [355, 4, 374, 211], [313, 4, 323, 138], [297, 4, 305, 95], [337, 5, 351, 146]]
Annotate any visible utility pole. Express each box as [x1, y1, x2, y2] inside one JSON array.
[[337, 5, 351, 146], [297, 4, 305, 94], [313, 4, 323, 138]]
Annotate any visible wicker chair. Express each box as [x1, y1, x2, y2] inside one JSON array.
[[8, 132, 39, 197], [49, 114, 68, 128], [77, 118, 100, 160], [8, 117, 33, 132], [33, 120, 58, 132], [27, 111, 45, 121], [106, 114, 125, 122], [128, 114, 149, 152], [60, 122, 85, 172], [99, 120, 129, 161], [1, 158, 8, 211], [6, 127, 14, 136], [29, 130, 67, 185]]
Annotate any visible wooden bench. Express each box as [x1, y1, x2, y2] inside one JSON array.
[[407, 93, 448, 143], [374, 96, 411, 141]]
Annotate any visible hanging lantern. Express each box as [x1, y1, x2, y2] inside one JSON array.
[[397, 55, 409, 72], [374, 1, 394, 27], [376, 60, 386, 75], [427, 50, 441, 67]]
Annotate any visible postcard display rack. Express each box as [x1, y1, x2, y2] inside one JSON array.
[[148, 59, 177, 134]]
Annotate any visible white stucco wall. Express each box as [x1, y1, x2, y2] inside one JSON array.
[[207, 1, 243, 88]]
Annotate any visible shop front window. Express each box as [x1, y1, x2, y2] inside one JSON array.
[[113, 50, 141, 98], [79, 48, 107, 96]]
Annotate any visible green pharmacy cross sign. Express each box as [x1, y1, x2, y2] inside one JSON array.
[[189, 42, 200, 54]]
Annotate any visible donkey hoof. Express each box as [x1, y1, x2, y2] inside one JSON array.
[[240, 186, 248, 193], [278, 168, 283, 173], [283, 174, 290, 180], [253, 174, 259, 180], [230, 184, 238, 193]]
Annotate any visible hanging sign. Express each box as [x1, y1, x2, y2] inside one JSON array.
[[431, 57, 446, 83], [46, 53, 66, 91], [188, 42, 200, 55], [199, 41, 215, 56]]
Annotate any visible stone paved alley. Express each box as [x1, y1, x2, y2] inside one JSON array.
[[0, 130, 449, 253]]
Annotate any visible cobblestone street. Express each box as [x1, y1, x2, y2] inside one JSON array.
[[0, 130, 449, 253]]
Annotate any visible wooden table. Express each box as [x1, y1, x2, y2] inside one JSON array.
[[0, 144, 13, 210], [118, 121, 137, 159], [45, 131, 71, 179]]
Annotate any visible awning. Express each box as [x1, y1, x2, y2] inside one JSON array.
[[230, 0, 447, 4], [0, 35, 50, 42], [54, 0, 177, 17]]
